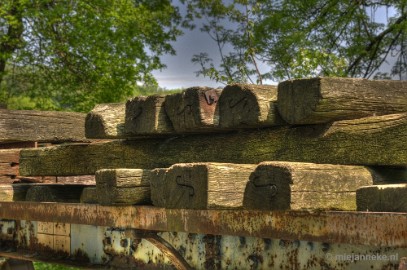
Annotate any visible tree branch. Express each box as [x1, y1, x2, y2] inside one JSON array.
[[347, 12, 407, 76], [0, 3, 24, 84]]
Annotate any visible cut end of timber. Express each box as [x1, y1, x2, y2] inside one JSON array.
[[95, 168, 151, 205], [356, 184, 407, 212], [150, 162, 256, 209], [219, 84, 282, 128], [0, 184, 32, 201], [25, 185, 85, 203], [80, 186, 98, 204], [85, 103, 125, 139], [124, 95, 174, 135], [244, 161, 375, 211], [164, 87, 222, 132], [277, 77, 322, 124], [244, 162, 292, 210]]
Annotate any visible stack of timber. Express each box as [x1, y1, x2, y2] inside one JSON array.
[[0, 109, 95, 202], [14, 78, 407, 212]]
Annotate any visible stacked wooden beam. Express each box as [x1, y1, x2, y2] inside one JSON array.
[[13, 78, 407, 211], [0, 109, 95, 202], [95, 169, 151, 205], [150, 163, 257, 209]]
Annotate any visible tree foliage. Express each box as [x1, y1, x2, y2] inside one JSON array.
[[0, 0, 185, 111], [189, 0, 407, 84]]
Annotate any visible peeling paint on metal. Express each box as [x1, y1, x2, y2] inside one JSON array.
[[0, 203, 406, 248]]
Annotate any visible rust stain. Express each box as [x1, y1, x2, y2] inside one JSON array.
[[0, 202, 405, 248]]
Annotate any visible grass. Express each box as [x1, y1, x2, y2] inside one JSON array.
[[34, 262, 81, 270]]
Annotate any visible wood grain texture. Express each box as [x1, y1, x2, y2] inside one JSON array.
[[13, 176, 57, 184], [0, 149, 20, 163], [85, 103, 125, 139], [56, 175, 95, 184], [0, 184, 31, 201], [0, 109, 86, 143], [0, 141, 36, 149], [95, 169, 151, 205], [164, 87, 222, 132], [19, 113, 407, 176], [0, 149, 20, 183], [25, 185, 86, 203], [219, 84, 284, 128], [0, 163, 18, 176], [0, 176, 57, 184], [357, 184, 407, 212], [278, 77, 407, 124], [149, 168, 167, 207], [150, 163, 256, 209], [0, 176, 18, 184], [125, 95, 174, 135], [243, 162, 375, 211]]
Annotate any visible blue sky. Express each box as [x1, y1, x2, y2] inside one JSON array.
[[152, 21, 222, 89]]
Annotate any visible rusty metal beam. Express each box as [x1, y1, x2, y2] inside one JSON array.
[[0, 202, 405, 248]]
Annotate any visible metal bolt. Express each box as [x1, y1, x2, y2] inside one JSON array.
[[103, 237, 112, 246], [321, 243, 330, 252], [307, 241, 314, 251], [120, 239, 128, 248]]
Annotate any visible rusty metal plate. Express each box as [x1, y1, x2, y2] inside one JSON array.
[[36, 221, 71, 253], [0, 202, 405, 248], [55, 223, 70, 236], [37, 233, 54, 249], [37, 222, 54, 234], [1, 225, 406, 270], [0, 220, 15, 241]]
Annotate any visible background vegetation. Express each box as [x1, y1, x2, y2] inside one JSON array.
[[1, 0, 406, 113], [33, 262, 79, 270], [0, 0, 189, 112], [188, 0, 407, 84]]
